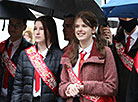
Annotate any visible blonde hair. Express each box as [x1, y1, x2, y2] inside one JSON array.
[[23, 30, 33, 43]]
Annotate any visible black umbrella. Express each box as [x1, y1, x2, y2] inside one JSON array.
[[0, 1, 36, 20], [6, 0, 107, 25], [0, 1, 36, 31]]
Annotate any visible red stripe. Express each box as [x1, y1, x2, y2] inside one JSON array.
[[134, 52, 138, 74]]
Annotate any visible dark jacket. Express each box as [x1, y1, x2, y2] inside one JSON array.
[[0, 37, 32, 101], [110, 28, 138, 102], [11, 44, 64, 102], [126, 65, 138, 102]]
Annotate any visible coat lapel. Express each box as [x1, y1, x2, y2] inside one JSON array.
[[86, 40, 105, 64], [61, 40, 105, 66]]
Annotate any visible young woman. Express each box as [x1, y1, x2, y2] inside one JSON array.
[[59, 11, 118, 102], [11, 16, 63, 102]]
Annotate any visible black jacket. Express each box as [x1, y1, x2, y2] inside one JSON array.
[[110, 28, 138, 102], [126, 65, 138, 102], [0, 37, 32, 101], [11, 44, 64, 102]]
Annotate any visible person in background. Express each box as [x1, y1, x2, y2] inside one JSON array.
[[110, 18, 138, 102], [11, 16, 64, 102], [59, 11, 118, 102], [62, 15, 75, 51], [0, 18, 32, 102], [23, 30, 34, 43], [98, 24, 113, 46]]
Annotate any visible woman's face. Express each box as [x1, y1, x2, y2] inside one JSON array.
[[24, 33, 31, 42], [34, 21, 45, 44], [74, 18, 95, 43]]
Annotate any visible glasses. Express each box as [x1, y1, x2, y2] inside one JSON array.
[[8, 23, 24, 29]]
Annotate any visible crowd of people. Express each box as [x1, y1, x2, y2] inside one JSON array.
[[0, 10, 138, 102]]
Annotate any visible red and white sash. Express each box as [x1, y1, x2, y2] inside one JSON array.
[[25, 45, 58, 95], [65, 65, 115, 102], [0, 41, 16, 77], [134, 52, 138, 74], [114, 40, 134, 71]]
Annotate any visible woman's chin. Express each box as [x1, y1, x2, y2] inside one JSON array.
[[35, 40, 40, 43]]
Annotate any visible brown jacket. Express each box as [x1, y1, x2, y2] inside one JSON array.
[[59, 43, 118, 102]]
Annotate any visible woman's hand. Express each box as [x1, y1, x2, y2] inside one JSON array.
[[65, 83, 80, 97], [77, 84, 84, 92]]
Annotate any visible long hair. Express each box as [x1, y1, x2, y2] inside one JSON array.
[[70, 11, 106, 67], [34, 16, 60, 49]]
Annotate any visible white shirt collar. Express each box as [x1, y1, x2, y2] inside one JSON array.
[[39, 48, 48, 58], [38, 44, 52, 58], [125, 26, 138, 41], [79, 40, 93, 54], [9, 37, 22, 47]]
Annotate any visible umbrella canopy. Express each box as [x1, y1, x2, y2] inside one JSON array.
[[0, 1, 36, 20], [102, 0, 138, 18], [6, 0, 107, 25]]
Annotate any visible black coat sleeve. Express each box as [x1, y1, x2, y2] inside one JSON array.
[[11, 51, 24, 102]]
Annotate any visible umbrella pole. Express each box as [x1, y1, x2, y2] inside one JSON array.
[[104, 0, 106, 4], [2, 19, 5, 31], [49, 10, 54, 17]]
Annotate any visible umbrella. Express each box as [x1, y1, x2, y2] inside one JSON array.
[[0, 1, 36, 20], [102, 0, 138, 18], [5, 0, 107, 25]]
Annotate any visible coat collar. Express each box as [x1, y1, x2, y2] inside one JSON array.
[[61, 39, 104, 67]]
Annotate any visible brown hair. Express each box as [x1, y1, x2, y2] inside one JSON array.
[[70, 11, 106, 67]]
